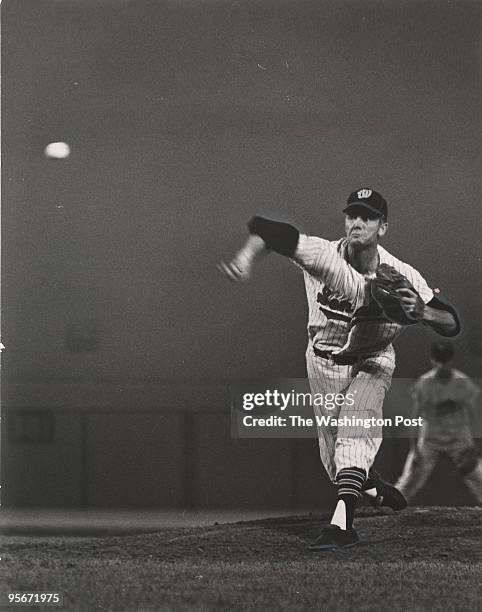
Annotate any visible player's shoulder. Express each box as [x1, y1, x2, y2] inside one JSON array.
[[303, 238, 345, 285], [411, 370, 433, 397], [377, 245, 422, 277], [415, 369, 437, 386], [418, 368, 436, 381], [304, 236, 344, 250], [452, 369, 478, 389], [377, 244, 433, 302], [452, 368, 470, 380]]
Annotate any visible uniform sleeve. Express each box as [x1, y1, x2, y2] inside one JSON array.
[[387, 257, 460, 335], [403, 266, 434, 304], [378, 249, 434, 304], [247, 216, 368, 310], [294, 234, 368, 311], [247, 216, 299, 256]]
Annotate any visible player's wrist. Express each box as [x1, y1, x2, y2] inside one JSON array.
[[243, 234, 268, 258], [421, 304, 433, 323]]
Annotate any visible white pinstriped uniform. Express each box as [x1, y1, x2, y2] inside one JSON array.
[[396, 370, 482, 502], [292, 234, 434, 480]]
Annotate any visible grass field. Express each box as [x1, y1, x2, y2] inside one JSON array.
[[1, 507, 480, 611]]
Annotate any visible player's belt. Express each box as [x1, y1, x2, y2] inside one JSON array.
[[313, 347, 332, 360], [313, 346, 358, 365]]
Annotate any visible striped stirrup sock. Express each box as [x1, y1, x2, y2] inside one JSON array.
[[335, 467, 366, 529]]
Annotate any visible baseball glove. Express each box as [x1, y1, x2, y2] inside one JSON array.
[[370, 264, 425, 325]]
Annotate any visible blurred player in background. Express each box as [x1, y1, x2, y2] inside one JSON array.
[[396, 341, 482, 504]]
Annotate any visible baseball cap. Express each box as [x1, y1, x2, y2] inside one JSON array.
[[343, 188, 388, 219]]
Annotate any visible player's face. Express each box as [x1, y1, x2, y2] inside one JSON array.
[[344, 208, 387, 247]]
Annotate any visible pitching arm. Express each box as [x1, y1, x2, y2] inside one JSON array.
[[219, 216, 367, 310], [217, 233, 269, 282]]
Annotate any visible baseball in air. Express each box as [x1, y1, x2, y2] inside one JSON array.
[[44, 142, 71, 159]]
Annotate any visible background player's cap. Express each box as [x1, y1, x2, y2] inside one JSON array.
[[343, 188, 388, 219], [431, 341, 454, 363]]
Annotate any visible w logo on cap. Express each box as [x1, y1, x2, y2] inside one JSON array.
[[345, 187, 388, 219]]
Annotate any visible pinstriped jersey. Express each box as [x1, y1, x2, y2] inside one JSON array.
[[302, 238, 434, 353]]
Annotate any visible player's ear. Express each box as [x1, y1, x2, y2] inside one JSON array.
[[377, 219, 388, 237]]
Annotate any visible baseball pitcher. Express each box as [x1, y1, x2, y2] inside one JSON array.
[[219, 188, 460, 550]]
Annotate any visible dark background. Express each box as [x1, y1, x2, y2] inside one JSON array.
[[2, 0, 481, 509]]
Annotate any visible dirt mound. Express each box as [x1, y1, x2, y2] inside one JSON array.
[[1, 507, 480, 611]]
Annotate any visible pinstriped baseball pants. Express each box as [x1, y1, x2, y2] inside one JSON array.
[[306, 343, 396, 481]]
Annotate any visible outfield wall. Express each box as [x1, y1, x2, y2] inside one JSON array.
[[2, 379, 476, 509]]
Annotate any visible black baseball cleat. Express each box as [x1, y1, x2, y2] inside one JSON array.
[[364, 469, 407, 511], [308, 525, 359, 551]]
